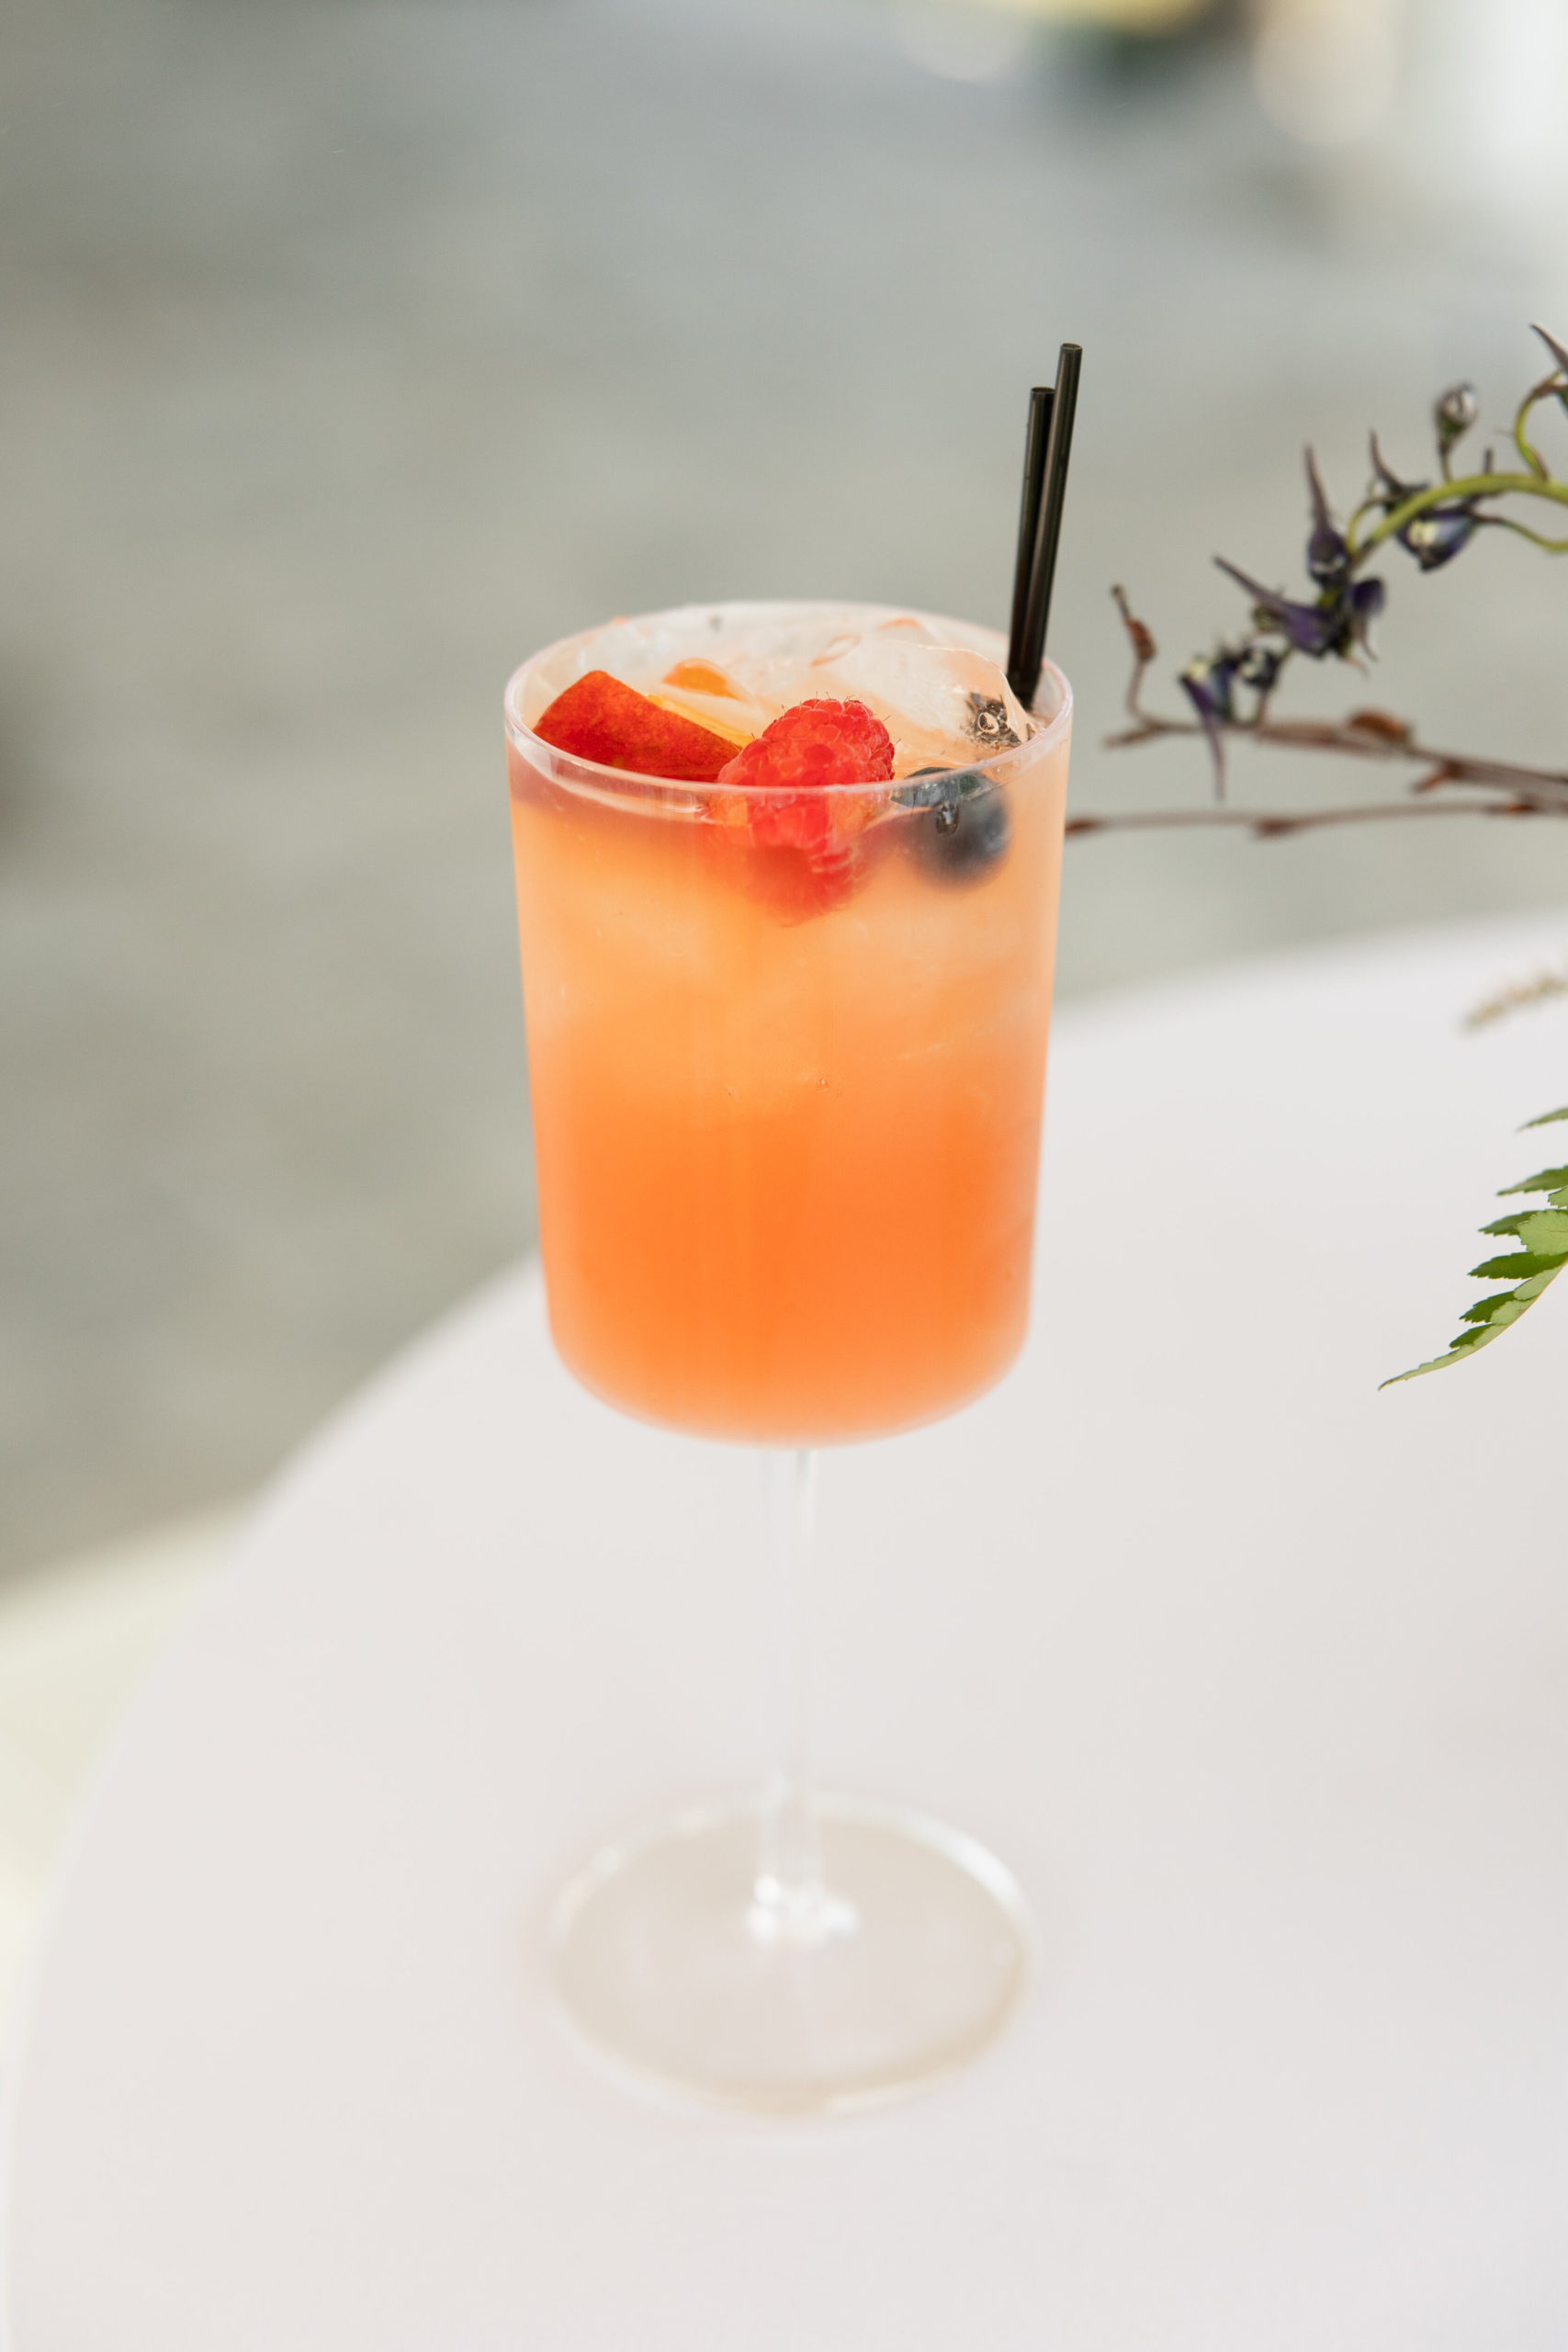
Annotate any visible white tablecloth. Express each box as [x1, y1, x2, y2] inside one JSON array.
[[6, 916, 1568, 2348]]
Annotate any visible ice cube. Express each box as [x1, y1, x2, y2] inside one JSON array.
[[801, 623, 1034, 775], [649, 659, 773, 746]]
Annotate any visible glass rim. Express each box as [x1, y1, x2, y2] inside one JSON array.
[[502, 598, 1073, 802]]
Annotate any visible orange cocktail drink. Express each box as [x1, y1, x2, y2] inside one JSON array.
[[504, 601, 1071, 1444]]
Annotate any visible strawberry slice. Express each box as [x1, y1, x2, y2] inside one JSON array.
[[533, 670, 739, 783]]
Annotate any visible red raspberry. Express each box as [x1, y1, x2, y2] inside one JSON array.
[[718, 698, 894, 795], [716, 700, 894, 913]]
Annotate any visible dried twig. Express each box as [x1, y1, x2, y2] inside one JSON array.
[[1464, 966, 1568, 1028], [1066, 797, 1537, 842]]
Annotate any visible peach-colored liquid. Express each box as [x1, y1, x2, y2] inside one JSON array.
[[509, 722, 1068, 1445]]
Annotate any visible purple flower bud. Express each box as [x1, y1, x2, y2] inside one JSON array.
[[1236, 641, 1284, 694], [1179, 651, 1236, 726], [1366, 426, 1483, 569], [1303, 449, 1348, 586], [1402, 504, 1479, 570], [1215, 559, 1344, 658], [1349, 576, 1385, 650], [1179, 651, 1238, 801]]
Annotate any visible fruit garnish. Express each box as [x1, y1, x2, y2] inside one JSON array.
[[662, 659, 742, 699], [646, 693, 752, 747], [715, 698, 895, 916], [533, 670, 739, 782], [717, 698, 894, 795], [653, 659, 765, 746], [915, 785, 1010, 879], [896, 765, 1012, 881]]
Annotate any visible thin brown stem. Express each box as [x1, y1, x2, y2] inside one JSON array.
[[1465, 965, 1568, 1028], [1111, 584, 1157, 725], [1103, 708, 1568, 810], [1067, 798, 1546, 842]]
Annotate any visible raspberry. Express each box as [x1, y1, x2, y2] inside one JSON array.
[[715, 698, 894, 915], [717, 698, 894, 795]]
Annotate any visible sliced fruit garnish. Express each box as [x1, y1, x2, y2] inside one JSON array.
[[652, 659, 766, 744], [532, 670, 739, 782], [646, 692, 752, 748], [661, 659, 743, 698]]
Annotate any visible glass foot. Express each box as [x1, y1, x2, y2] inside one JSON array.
[[549, 1794, 1032, 2114]]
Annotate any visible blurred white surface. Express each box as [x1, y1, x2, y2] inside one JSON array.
[[0, 1510, 234, 2041], [6, 915, 1568, 2349]]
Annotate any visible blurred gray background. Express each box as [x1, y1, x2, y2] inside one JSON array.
[[4, 0, 1567, 1577]]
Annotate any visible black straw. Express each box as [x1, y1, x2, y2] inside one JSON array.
[[1009, 342, 1081, 714], [1006, 384, 1052, 695]]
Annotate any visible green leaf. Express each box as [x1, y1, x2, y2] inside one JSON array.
[[1477, 1208, 1568, 1248], [1383, 1104, 1568, 1384], [1385, 1325, 1507, 1383], [1522, 1105, 1568, 1127], [1468, 1251, 1568, 1281], [1511, 1268, 1563, 1300], [1384, 1265, 1565, 1384], [1497, 1165, 1568, 1195], [1457, 1289, 1528, 1325], [1456, 1295, 1537, 1334]]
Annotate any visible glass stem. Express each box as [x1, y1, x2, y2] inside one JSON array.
[[751, 1447, 827, 1939]]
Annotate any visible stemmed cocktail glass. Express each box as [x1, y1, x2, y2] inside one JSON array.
[[504, 597, 1071, 2111]]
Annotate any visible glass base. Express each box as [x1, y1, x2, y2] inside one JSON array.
[[549, 1794, 1032, 2114]]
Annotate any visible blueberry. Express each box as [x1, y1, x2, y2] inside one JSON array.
[[914, 783, 1010, 880]]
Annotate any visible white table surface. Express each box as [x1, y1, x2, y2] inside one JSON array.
[[7, 915, 1568, 2351]]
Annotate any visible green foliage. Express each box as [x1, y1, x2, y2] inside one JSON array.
[[1384, 1115, 1568, 1383]]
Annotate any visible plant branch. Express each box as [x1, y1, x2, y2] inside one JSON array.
[[1348, 467, 1568, 561], [1513, 377, 1555, 480], [1102, 708, 1568, 810], [1111, 583, 1157, 724], [1067, 797, 1539, 842], [1465, 965, 1568, 1028], [1084, 336, 1568, 865], [1491, 514, 1568, 553], [1080, 328, 1568, 1386]]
